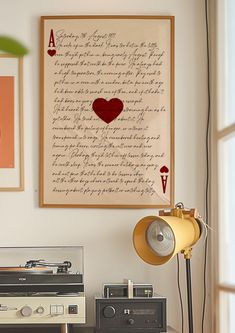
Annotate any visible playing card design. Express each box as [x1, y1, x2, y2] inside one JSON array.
[[47, 29, 56, 57], [92, 98, 124, 123], [41, 17, 174, 207], [160, 165, 169, 194]]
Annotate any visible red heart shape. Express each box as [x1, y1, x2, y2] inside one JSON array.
[[160, 165, 169, 173], [92, 98, 124, 124], [47, 49, 56, 57]]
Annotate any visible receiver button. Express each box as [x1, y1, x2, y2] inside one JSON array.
[[57, 305, 64, 315], [68, 305, 78, 314], [36, 306, 44, 314]]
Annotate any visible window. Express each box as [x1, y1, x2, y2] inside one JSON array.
[[214, 0, 235, 332]]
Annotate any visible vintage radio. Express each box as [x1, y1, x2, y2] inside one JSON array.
[[95, 296, 166, 333]]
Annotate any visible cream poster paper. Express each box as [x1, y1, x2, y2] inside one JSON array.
[[41, 16, 174, 207]]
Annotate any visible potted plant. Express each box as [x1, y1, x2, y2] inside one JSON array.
[[0, 36, 28, 56]]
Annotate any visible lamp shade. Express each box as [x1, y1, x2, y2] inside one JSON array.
[[133, 208, 201, 265]]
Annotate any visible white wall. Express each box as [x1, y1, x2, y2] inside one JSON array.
[[0, 0, 209, 331]]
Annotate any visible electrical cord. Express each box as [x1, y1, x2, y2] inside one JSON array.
[[177, 253, 184, 333], [202, 0, 211, 331]]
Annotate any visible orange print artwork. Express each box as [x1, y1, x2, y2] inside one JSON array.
[[0, 76, 14, 168]]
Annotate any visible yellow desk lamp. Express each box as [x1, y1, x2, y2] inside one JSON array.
[[133, 204, 202, 333]]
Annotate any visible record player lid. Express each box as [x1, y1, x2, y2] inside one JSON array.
[[0, 246, 84, 276]]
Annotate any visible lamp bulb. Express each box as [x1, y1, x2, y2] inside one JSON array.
[[146, 220, 175, 257]]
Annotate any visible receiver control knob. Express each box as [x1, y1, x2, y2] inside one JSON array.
[[128, 318, 135, 325], [103, 306, 116, 318], [20, 306, 32, 317], [36, 306, 44, 314]]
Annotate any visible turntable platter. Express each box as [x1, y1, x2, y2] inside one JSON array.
[[0, 267, 53, 274]]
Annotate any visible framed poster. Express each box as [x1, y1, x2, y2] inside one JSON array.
[[40, 16, 174, 208], [0, 55, 24, 191]]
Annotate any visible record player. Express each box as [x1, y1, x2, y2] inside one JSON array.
[[0, 246, 85, 327], [0, 246, 84, 294]]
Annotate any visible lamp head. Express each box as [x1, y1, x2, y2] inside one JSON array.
[[133, 207, 202, 265]]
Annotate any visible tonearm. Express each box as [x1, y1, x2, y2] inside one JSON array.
[[25, 260, 72, 273]]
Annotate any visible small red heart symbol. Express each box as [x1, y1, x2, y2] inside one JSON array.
[[47, 49, 56, 57], [160, 165, 169, 173], [92, 98, 124, 124]]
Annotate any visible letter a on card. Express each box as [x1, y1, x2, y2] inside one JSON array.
[[47, 29, 56, 57], [48, 29, 56, 48]]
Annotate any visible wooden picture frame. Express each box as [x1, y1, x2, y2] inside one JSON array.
[[40, 16, 174, 208], [0, 55, 24, 191]]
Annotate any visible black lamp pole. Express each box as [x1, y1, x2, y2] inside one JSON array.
[[185, 258, 193, 333]]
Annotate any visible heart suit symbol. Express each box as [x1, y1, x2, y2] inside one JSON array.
[[160, 165, 169, 173], [92, 98, 124, 124], [47, 49, 56, 57]]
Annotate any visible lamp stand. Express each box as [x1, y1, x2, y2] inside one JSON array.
[[183, 248, 194, 333], [185, 258, 193, 333]]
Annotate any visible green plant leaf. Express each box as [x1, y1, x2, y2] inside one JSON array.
[[0, 36, 28, 56]]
